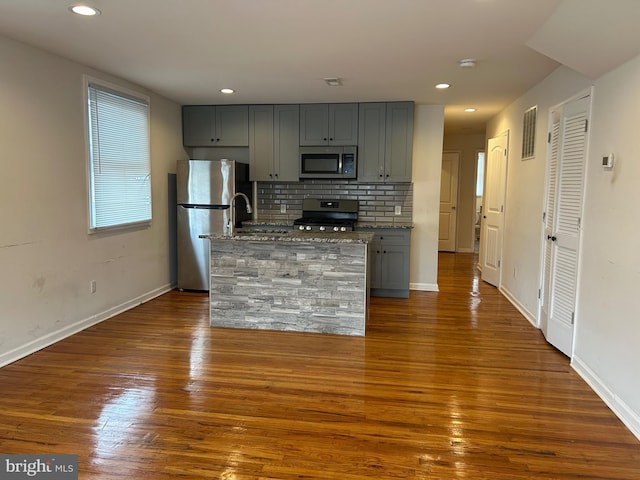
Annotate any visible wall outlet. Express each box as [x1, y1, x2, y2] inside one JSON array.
[[280, 204, 287, 213], [394, 205, 402, 215], [90, 280, 97, 294]]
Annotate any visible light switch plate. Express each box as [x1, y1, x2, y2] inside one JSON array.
[[394, 205, 402, 215], [280, 204, 287, 213]]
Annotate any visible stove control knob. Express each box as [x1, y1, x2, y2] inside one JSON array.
[[305, 225, 312, 231], [298, 225, 305, 231], [319, 226, 326, 231], [340, 226, 347, 232], [333, 226, 340, 232]]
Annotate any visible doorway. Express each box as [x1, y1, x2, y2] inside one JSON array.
[[438, 151, 460, 252], [540, 92, 591, 357], [474, 150, 485, 253]]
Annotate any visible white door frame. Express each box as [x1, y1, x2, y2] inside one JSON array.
[[539, 89, 592, 357]]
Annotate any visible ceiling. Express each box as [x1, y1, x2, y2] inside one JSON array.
[[1, 0, 638, 135]]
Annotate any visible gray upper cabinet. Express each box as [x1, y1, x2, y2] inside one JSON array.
[[182, 105, 249, 147], [358, 102, 414, 182], [299, 103, 358, 146], [249, 105, 299, 182]]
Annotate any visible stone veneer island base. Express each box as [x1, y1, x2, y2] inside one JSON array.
[[204, 232, 373, 336]]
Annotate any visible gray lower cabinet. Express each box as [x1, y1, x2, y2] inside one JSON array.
[[300, 103, 358, 146], [358, 102, 414, 182], [182, 105, 249, 147], [367, 228, 411, 298], [249, 104, 299, 182]]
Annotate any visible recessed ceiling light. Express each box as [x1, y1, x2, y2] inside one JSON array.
[[220, 88, 235, 94], [465, 108, 477, 113], [435, 83, 451, 89], [69, 5, 101, 16]]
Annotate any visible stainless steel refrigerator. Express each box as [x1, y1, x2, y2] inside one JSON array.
[[176, 159, 251, 291]]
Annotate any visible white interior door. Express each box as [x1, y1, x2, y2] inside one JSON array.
[[439, 152, 459, 252], [541, 94, 590, 357], [481, 132, 508, 287]]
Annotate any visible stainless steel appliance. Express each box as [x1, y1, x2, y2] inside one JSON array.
[[299, 146, 357, 179], [176, 159, 251, 290], [293, 199, 359, 232]]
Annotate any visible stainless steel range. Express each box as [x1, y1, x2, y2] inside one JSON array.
[[293, 199, 358, 232]]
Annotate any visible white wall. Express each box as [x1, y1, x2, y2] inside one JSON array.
[[410, 105, 445, 291], [572, 54, 640, 437], [486, 66, 592, 322], [0, 35, 186, 365], [487, 59, 640, 439]]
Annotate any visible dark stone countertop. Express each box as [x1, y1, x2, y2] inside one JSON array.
[[200, 231, 374, 244]]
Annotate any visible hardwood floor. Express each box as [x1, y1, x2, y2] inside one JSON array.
[[1, 253, 639, 479]]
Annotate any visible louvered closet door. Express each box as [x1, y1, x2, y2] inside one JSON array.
[[544, 94, 590, 357], [540, 113, 560, 336]]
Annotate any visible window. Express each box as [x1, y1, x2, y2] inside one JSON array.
[[86, 77, 151, 231], [522, 106, 537, 159], [475, 151, 485, 197]]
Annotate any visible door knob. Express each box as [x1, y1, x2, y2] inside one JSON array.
[[547, 235, 557, 241], [452, 206, 456, 210]]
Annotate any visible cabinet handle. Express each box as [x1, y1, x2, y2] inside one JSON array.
[[329, 137, 334, 141], [383, 250, 387, 254], [274, 173, 278, 178]]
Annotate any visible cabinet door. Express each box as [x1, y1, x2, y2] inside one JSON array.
[[329, 103, 358, 145], [299, 104, 329, 145], [380, 244, 411, 290], [215, 105, 249, 146], [357, 103, 386, 182], [369, 238, 382, 289], [384, 102, 414, 182], [274, 105, 300, 181], [249, 105, 274, 181], [182, 105, 215, 146]]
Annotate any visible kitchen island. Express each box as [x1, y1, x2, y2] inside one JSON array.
[[201, 231, 374, 336]]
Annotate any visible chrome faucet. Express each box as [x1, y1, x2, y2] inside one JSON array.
[[227, 192, 252, 236]]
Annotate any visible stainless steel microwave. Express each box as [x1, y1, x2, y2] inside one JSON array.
[[299, 146, 357, 179]]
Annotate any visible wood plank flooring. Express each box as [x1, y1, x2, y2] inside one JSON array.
[[1, 253, 639, 479]]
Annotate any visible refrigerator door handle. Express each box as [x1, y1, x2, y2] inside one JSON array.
[[180, 204, 230, 210]]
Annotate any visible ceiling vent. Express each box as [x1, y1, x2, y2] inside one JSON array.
[[323, 77, 342, 87]]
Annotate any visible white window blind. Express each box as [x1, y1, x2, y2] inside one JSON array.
[[87, 81, 151, 231]]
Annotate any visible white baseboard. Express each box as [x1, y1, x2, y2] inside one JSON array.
[[0, 284, 173, 368], [410, 282, 439, 292], [499, 285, 538, 328], [456, 247, 474, 253], [572, 355, 640, 442]]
